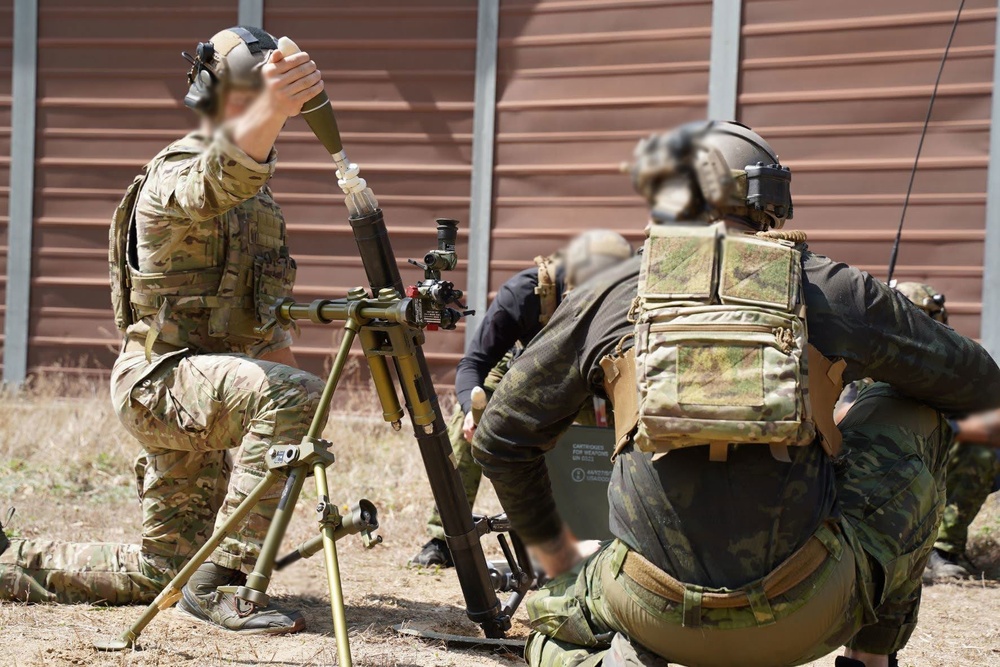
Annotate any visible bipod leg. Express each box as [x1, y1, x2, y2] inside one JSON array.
[[313, 460, 352, 667], [233, 468, 308, 608], [223, 317, 359, 658], [93, 470, 283, 651]]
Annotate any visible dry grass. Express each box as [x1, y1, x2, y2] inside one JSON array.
[[1, 375, 999, 666]]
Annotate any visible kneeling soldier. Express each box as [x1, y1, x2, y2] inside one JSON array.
[[1, 26, 328, 635], [473, 121, 1000, 667]]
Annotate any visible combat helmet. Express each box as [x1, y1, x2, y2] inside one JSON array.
[[628, 120, 793, 230], [182, 26, 279, 117], [564, 230, 634, 289], [892, 281, 948, 324]]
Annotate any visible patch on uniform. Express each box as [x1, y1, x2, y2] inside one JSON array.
[[644, 234, 715, 299], [719, 237, 795, 310], [677, 345, 763, 406]]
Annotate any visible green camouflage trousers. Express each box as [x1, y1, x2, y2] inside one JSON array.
[[934, 441, 1000, 556], [525, 384, 949, 666], [0, 348, 325, 605]]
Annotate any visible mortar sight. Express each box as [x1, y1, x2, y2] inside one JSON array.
[[420, 218, 459, 273]]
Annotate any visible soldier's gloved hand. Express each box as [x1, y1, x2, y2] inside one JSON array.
[[462, 410, 477, 442], [262, 49, 324, 117]]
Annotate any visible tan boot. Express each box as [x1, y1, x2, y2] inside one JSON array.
[[922, 549, 972, 584], [176, 562, 305, 635]]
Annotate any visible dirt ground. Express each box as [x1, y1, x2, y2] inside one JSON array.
[[1, 380, 999, 666]]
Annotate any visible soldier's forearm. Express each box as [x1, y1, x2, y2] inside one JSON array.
[[229, 95, 287, 163], [954, 409, 1000, 448]]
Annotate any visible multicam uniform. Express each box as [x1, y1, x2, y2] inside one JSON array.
[[473, 239, 1000, 666], [0, 131, 325, 604], [863, 282, 1000, 569]]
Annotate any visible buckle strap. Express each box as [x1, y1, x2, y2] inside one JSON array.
[[123, 334, 185, 357], [682, 588, 702, 628], [130, 294, 253, 310], [681, 586, 705, 628], [601, 347, 639, 459], [807, 344, 847, 458]]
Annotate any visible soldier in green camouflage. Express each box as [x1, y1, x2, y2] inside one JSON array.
[[837, 282, 1000, 583], [412, 231, 633, 567], [472, 121, 1000, 667], [0, 27, 327, 635], [929, 418, 1000, 580], [886, 283, 1000, 582]]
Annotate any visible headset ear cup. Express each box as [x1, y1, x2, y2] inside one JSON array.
[[183, 68, 217, 115], [198, 70, 217, 115]]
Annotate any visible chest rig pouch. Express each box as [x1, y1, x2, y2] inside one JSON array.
[[617, 221, 837, 462], [111, 137, 296, 351], [206, 189, 297, 345]]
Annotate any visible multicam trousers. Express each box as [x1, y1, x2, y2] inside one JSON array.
[[524, 383, 950, 666], [934, 440, 1000, 556], [0, 347, 325, 605]]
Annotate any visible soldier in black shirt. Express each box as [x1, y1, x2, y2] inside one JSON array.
[[411, 230, 632, 567]]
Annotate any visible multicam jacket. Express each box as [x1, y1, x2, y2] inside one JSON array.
[[113, 130, 294, 357]]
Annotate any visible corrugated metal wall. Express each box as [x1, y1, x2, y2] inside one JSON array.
[[490, 0, 713, 283], [739, 0, 996, 338], [2, 0, 996, 383], [0, 0, 12, 361], [24, 1, 238, 376], [262, 1, 477, 386]]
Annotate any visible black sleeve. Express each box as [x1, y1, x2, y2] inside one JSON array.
[[803, 251, 1000, 414], [455, 271, 540, 413]]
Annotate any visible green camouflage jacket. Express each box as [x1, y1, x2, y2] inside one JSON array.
[[473, 249, 1000, 587]]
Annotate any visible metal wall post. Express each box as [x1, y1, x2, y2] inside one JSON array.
[[981, 0, 1000, 359], [3, 0, 39, 384], [464, 0, 500, 349], [238, 0, 264, 28], [707, 0, 743, 120]]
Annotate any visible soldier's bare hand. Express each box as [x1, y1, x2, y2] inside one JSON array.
[[462, 410, 477, 442], [262, 49, 324, 117], [532, 524, 590, 579]]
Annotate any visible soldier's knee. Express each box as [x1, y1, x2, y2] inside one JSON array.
[[262, 368, 325, 414]]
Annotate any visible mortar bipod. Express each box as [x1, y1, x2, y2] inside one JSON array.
[[96, 305, 383, 667], [477, 513, 543, 618]]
